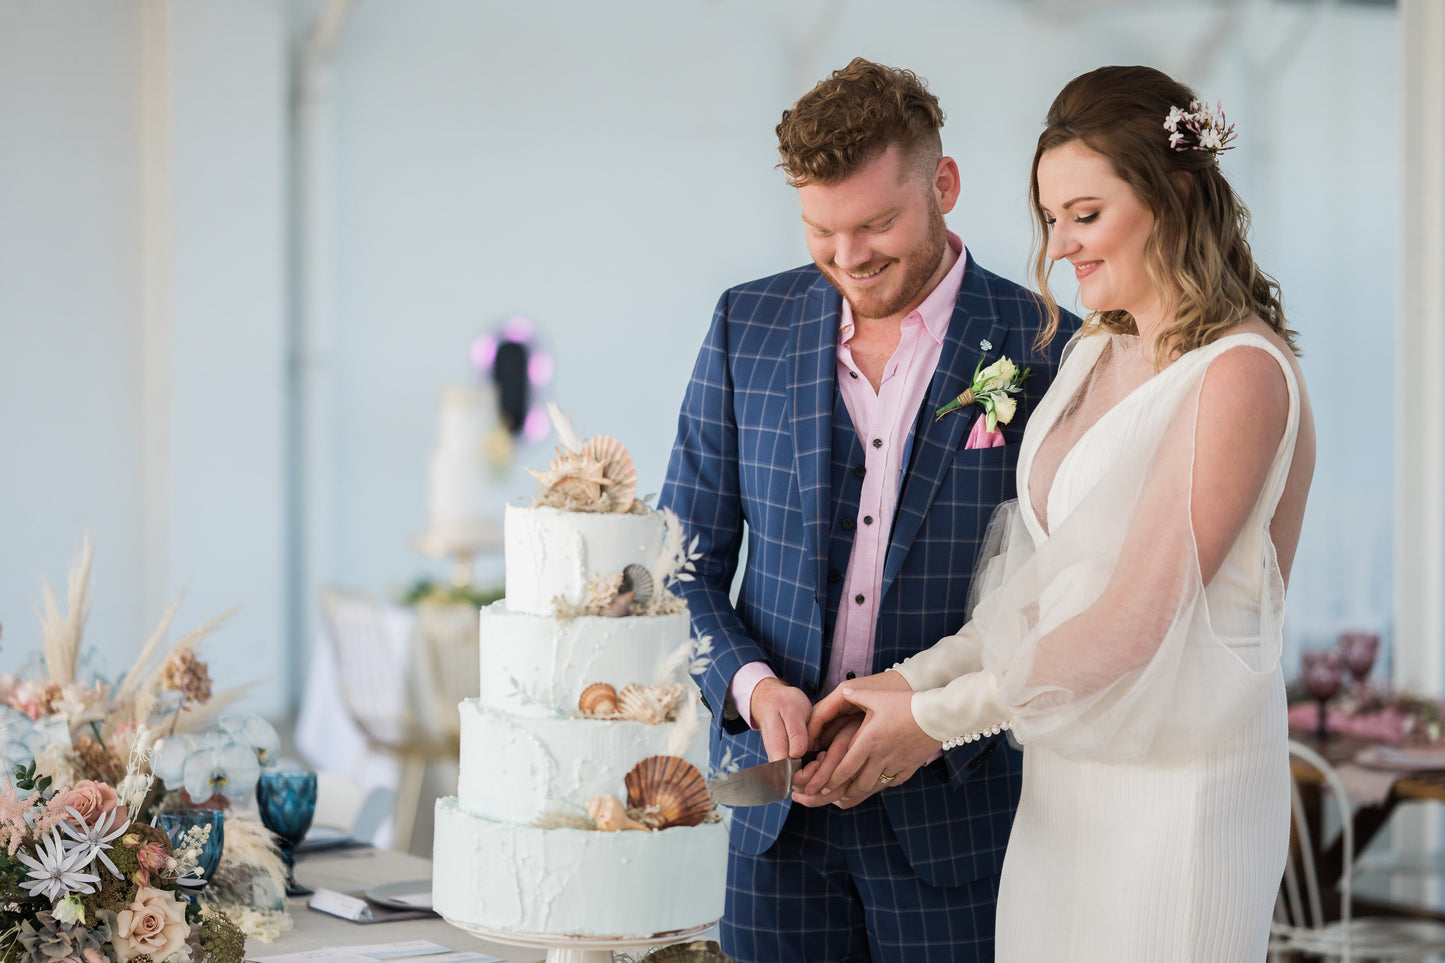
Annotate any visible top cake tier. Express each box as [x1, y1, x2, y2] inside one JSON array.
[[503, 504, 665, 615]]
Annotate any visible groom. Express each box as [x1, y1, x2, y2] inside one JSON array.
[[659, 59, 1077, 961]]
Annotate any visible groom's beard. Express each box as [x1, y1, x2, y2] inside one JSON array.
[[819, 196, 950, 322]]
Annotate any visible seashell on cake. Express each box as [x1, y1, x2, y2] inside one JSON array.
[[578, 682, 619, 716], [582, 434, 637, 513], [586, 793, 649, 832], [617, 682, 685, 724], [624, 755, 713, 830], [619, 563, 654, 607]]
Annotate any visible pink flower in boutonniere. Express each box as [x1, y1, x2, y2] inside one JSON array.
[[935, 354, 1032, 428]]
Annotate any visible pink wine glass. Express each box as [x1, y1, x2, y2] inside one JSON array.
[[1339, 631, 1380, 686], [1302, 649, 1345, 740]]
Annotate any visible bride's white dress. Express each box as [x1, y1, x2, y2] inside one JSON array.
[[898, 330, 1300, 960]]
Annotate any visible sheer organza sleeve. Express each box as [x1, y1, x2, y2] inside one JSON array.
[[902, 337, 1299, 762]]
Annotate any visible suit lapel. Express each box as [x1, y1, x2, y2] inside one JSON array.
[[882, 255, 1014, 595], [790, 278, 842, 603]]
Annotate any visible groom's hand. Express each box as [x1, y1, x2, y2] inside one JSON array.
[[750, 678, 813, 762]]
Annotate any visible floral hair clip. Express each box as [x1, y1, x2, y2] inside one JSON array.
[[1163, 99, 1237, 157]]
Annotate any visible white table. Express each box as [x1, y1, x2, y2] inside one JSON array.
[[267, 846, 538, 963]]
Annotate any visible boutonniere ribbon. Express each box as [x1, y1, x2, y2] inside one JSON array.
[[935, 354, 1032, 428]]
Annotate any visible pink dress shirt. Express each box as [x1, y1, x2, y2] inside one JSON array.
[[728, 234, 968, 726]]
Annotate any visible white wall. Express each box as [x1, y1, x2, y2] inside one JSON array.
[[0, 0, 1410, 717]]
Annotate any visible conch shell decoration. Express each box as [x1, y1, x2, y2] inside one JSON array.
[[527, 403, 640, 514], [552, 564, 667, 621]]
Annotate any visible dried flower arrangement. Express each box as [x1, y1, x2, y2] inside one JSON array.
[[2, 538, 290, 942], [0, 747, 247, 963]]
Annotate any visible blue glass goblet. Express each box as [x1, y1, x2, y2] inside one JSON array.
[[155, 808, 225, 902], [256, 770, 317, 896]]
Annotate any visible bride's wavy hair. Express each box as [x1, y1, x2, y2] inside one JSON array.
[[1027, 65, 1298, 367]]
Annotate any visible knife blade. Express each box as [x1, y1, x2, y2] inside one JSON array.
[[706, 751, 823, 807], [707, 757, 800, 807]]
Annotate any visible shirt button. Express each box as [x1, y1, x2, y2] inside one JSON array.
[[827, 568, 842, 584], [849, 371, 859, 379], [845, 671, 857, 680], [854, 594, 865, 605], [841, 517, 855, 531], [863, 515, 874, 525], [872, 438, 883, 448], [854, 465, 866, 478]]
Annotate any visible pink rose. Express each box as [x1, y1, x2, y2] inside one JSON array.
[[57, 780, 120, 827], [83, 950, 106, 963], [113, 886, 190, 963]]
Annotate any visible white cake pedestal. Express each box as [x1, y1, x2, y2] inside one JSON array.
[[413, 529, 501, 588], [443, 916, 717, 963]]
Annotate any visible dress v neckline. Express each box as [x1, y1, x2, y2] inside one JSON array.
[[1019, 331, 1279, 541]]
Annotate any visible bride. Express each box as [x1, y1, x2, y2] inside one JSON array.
[[796, 65, 1317, 960]]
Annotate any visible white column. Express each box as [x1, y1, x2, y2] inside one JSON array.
[[1392, 0, 1445, 904], [1396, 0, 1445, 692], [136, 0, 291, 718]]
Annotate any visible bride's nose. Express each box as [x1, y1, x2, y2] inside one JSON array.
[[1046, 222, 1078, 262]]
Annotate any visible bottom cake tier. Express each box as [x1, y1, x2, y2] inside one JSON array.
[[432, 796, 728, 939]]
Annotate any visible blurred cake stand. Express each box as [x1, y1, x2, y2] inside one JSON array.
[[413, 526, 501, 588], [444, 916, 717, 963]]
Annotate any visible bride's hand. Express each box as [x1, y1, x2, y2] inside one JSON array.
[[790, 716, 862, 808], [818, 683, 942, 803], [806, 670, 913, 746]]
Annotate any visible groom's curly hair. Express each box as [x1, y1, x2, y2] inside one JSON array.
[[1028, 65, 1299, 367], [776, 57, 945, 187]]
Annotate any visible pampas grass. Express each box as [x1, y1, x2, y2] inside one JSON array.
[[35, 533, 94, 685]]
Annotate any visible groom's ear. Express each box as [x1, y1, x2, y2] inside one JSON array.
[[933, 156, 962, 215]]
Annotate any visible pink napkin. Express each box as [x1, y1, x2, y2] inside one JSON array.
[[965, 413, 1005, 450]]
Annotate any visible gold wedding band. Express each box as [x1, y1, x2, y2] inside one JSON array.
[[878, 773, 896, 784]]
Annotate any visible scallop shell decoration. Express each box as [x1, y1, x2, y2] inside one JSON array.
[[582, 435, 637, 513], [619, 563, 654, 607], [617, 682, 684, 725], [578, 682, 619, 716], [624, 755, 712, 830]]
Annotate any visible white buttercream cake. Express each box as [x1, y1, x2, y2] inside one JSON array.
[[432, 423, 726, 941]]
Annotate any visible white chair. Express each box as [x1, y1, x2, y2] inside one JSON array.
[[1270, 740, 1445, 961], [317, 587, 464, 853]]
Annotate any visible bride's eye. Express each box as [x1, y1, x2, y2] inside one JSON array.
[[1042, 214, 1057, 226], [1076, 212, 1099, 224]]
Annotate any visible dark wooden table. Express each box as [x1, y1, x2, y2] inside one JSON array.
[[1291, 734, 1445, 921]]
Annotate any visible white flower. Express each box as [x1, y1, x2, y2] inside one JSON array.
[[15, 828, 100, 901], [183, 738, 261, 801], [1169, 131, 1185, 149], [1163, 106, 1184, 130], [151, 734, 194, 786], [1198, 128, 1222, 151], [54, 894, 87, 925], [977, 357, 1017, 390], [990, 394, 1018, 427], [59, 805, 130, 878]]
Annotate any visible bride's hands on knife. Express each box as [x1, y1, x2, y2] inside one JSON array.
[[794, 670, 941, 805]]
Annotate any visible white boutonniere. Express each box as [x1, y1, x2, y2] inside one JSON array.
[[934, 354, 1032, 429]]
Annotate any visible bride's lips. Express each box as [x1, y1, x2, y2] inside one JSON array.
[[1072, 260, 1101, 281]]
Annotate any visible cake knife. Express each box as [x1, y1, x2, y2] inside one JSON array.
[[707, 752, 819, 807]]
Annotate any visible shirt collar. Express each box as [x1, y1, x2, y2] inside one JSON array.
[[839, 232, 968, 346]]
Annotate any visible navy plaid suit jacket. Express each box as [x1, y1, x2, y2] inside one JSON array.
[[660, 252, 1076, 889]]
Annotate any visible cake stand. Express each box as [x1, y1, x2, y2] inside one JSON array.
[[444, 916, 717, 963], [413, 527, 501, 588]]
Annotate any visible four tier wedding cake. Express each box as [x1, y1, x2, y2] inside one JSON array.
[[432, 408, 728, 939]]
